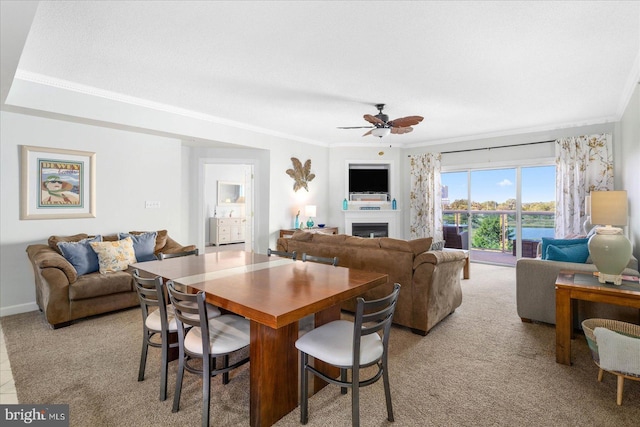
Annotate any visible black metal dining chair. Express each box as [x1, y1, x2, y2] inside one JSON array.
[[167, 281, 250, 427], [301, 253, 339, 266], [267, 248, 297, 260], [295, 283, 401, 426], [133, 269, 220, 401]]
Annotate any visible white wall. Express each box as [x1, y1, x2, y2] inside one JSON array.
[[269, 143, 330, 246], [619, 83, 640, 260], [0, 111, 185, 316]]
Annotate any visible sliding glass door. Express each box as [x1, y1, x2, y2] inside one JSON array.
[[442, 165, 555, 266]]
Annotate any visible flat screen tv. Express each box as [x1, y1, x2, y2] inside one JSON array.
[[349, 168, 389, 193]]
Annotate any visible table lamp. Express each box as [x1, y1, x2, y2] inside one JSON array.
[[305, 205, 316, 229], [588, 190, 631, 285]]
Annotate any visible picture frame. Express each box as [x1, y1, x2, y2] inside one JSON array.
[[20, 145, 96, 220]]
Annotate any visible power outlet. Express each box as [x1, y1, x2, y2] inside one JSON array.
[[145, 201, 161, 209]]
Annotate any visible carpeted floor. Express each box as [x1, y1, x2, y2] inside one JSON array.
[[2, 263, 638, 426]]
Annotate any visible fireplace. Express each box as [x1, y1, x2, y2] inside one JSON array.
[[343, 210, 399, 238], [352, 223, 389, 238]]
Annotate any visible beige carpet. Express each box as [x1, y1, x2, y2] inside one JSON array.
[[2, 263, 638, 426]]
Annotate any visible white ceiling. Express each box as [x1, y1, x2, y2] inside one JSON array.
[[3, 1, 640, 148]]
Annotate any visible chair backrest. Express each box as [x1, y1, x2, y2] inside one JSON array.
[[352, 283, 401, 366], [267, 248, 297, 260], [158, 248, 199, 260], [302, 253, 339, 266], [132, 269, 170, 330], [166, 280, 211, 356], [594, 326, 640, 375]]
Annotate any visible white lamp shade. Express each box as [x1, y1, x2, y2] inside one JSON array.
[[371, 127, 391, 138], [305, 205, 317, 217], [590, 191, 628, 226]]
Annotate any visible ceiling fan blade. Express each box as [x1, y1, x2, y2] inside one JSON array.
[[337, 126, 375, 129], [390, 126, 413, 134], [362, 129, 373, 137], [388, 116, 424, 127], [364, 114, 385, 125]]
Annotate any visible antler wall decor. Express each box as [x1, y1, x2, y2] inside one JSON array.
[[286, 157, 315, 192]]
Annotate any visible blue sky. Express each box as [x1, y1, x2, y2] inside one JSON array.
[[442, 166, 555, 204]]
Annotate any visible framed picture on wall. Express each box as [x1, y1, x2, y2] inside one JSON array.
[[20, 145, 96, 220]]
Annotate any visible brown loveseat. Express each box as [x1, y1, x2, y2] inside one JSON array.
[[26, 230, 195, 329], [277, 232, 467, 335]]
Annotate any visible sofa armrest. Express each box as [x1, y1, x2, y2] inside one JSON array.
[[27, 244, 77, 283], [160, 236, 196, 254], [413, 249, 467, 270], [26, 244, 75, 326]]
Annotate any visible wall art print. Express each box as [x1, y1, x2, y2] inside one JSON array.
[[20, 145, 96, 220]]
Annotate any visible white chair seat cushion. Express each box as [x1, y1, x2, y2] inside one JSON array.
[[594, 327, 640, 375], [184, 314, 250, 355], [146, 303, 221, 332], [295, 320, 383, 367]]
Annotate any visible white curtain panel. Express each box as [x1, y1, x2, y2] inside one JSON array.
[[409, 153, 442, 240], [555, 134, 613, 237]]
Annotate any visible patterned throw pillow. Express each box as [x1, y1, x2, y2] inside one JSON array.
[[89, 237, 137, 274], [57, 235, 103, 276]]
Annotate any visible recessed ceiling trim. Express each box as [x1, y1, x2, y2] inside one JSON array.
[[13, 70, 329, 147]]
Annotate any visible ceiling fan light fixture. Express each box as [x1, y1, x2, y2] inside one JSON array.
[[371, 127, 391, 138]]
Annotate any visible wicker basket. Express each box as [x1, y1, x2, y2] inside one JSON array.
[[582, 318, 640, 366]]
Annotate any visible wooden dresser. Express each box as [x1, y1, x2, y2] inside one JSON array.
[[210, 217, 246, 246]]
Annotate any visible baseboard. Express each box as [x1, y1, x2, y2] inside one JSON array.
[[0, 302, 39, 318]]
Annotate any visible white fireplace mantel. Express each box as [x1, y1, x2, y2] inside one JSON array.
[[342, 210, 400, 238]]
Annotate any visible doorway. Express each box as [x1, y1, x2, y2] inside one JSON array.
[[204, 163, 254, 252]]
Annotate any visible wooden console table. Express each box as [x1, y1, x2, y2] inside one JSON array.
[[555, 270, 640, 365], [279, 227, 339, 238]]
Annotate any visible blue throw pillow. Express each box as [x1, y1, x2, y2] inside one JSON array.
[[118, 231, 157, 262], [57, 235, 102, 276], [546, 243, 590, 263], [541, 238, 589, 260]]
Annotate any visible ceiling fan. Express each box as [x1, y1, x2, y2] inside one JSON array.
[[338, 104, 424, 138]]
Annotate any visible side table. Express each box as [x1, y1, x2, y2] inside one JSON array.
[[279, 227, 339, 238], [555, 270, 640, 365]]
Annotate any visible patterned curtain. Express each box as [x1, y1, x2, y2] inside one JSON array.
[[409, 153, 442, 240], [555, 134, 613, 237]]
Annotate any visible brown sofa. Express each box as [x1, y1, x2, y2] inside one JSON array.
[[277, 232, 467, 335], [26, 230, 195, 329]]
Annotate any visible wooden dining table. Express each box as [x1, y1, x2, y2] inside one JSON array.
[[132, 251, 388, 426]]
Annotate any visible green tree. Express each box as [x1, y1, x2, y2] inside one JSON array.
[[472, 215, 514, 250]]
